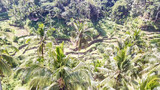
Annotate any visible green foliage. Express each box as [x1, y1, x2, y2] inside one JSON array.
[[13, 42, 94, 90], [70, 19, 94, 50], [0, 31, 18, 76], [37, 23, 45, 37], [140, 75, 160, 90], [0, 12, 9, 20], [114, 48, 131, 72], [111, 0, 130, 24], [52, 42, 66, 69], [93, 59, 104, 72], [1, 0, 160, 90]]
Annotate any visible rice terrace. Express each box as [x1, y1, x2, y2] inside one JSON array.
[[0, 0, 160, 90]]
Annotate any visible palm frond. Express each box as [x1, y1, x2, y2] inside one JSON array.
[[17, 64, 53, 85], [139, 63, 160, 75], [64, 69, 93, 90], [29, 76, 51, 90], [114, 48, 131, 72], [0, 59, 12, 76], [98, 75, 116, 89], [46, 82, 59, 90], [1, 54, 17, 65], [140, 75, 160, 90]]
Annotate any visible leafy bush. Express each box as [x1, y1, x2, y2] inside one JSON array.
[[111, 0, 130, 24]]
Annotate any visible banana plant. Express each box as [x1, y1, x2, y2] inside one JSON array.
[[69, 19, 93, 51]]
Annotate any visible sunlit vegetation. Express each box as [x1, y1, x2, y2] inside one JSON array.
[[0, 0, 160, 90]]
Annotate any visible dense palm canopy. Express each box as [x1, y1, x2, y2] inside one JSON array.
[[0, 0, 160, 90]]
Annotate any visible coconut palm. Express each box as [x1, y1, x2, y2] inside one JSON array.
[[15, 42, 94, 90], [22, 23, 56, 60], [35, 23, 49, 59], [0, 31, 18, 90], [97, 30, 155, 89], [0, 49, 12, 90]]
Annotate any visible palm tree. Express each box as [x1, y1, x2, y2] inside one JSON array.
[[0, 51, 12, 90], [23, 23, 56, 60], [97, 30, 153, 89], [0, 31, 17, 90], [37, 23, 46, 58], [15, 42, 94, 90]]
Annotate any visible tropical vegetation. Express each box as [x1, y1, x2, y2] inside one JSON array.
[[0, 0, 160, 90]]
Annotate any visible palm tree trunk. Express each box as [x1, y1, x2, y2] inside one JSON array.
[[0, 78, 2, 90], [42, 43, 44, 58]]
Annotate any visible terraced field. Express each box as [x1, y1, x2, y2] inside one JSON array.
[[1, 19, 160, 90], [1, 0, 160, 89], [4, 22, 159, 63]]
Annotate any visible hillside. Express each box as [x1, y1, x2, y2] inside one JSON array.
[[0, 0, 160, 90]]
